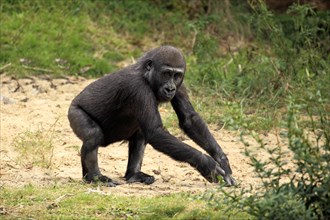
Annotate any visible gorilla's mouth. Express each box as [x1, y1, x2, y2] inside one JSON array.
[[158, 90, 175, 102]]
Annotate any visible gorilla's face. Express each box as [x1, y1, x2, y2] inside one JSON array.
[[156, 66, 184, 102], [143, 46, 186, 102]]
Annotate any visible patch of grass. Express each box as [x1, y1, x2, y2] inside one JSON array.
[[13, 121, 58, 168], [0, 183, 251, 219], [0, 0, 193, 77], [0, 1, 134, 77], [160, 85, 276, 133], [1, 0, 329, 133], [160, 103, 183, 136]]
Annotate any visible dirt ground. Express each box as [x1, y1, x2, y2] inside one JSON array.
[[0, 75, 291, 196]]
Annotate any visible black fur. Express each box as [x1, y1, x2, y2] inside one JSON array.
[[68, 46, 236, 186]]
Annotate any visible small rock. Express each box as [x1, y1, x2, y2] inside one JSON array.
[[0, 95, 15, 104], [20, 97, 29, 102], [0, 206, 8, 215], [152, 169, 161, 175]]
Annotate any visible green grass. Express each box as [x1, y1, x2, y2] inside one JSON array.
[[0, 183, 250, 219], [0, 0, 192, 77], [13, 129, 54, 168], [0, 1, 129, 77], [1, 0, 329, 131], [12, 119, 59, 169], [13, 125, 57, 169]]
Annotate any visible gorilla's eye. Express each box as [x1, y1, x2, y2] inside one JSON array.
[[174, 72, 183, 80], [163, 71, 172, 78]]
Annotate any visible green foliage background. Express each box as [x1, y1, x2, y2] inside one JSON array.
[[1, 0, 329, 131]]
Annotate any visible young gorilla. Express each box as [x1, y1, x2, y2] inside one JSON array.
[[68, 46, 236, 186]]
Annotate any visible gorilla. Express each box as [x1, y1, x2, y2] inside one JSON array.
[[68, 46, 236, 186]]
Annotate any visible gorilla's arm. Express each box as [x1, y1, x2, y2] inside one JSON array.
[[171, 85, 236, 185], [146, 127, 226, 183], [134, 91, 225, 183]]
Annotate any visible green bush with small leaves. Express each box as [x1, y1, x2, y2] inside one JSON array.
[[213, 92, 329, 219]]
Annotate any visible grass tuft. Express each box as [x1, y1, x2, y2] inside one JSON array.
[[0, 183, 250, 219], [13, 120, 58, 169]]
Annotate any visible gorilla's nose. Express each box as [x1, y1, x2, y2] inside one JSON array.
[[165, 87, 176, 94]]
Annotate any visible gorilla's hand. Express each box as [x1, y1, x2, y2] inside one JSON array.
[[212, 153, 237, 186], [199, 155, 236, 186], [208, 164, 236, 186]]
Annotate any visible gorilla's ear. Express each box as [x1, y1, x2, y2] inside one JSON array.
[[145, 60, 152, 71], [143, 60, 153, 82]]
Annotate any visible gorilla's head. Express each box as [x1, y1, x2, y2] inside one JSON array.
[[141, 46, 186, 102]]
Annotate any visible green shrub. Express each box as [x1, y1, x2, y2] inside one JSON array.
[[182, 1, 330, 132], [190, 2, 329, 103], [213, 91, 329, 219]]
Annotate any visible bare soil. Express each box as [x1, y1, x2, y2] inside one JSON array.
[[0, 75, 291, 196]]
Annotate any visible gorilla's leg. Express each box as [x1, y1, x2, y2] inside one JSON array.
[[80, 143, 118, 187], [124, 131, 155, 184], [68, 105, 118, 187]]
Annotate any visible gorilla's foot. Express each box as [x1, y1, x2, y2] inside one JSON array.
[[84, 174, 119, 187], [125, 172, 155, 185]]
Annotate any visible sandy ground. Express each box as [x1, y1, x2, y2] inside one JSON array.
[[0, 75, 291, 196]]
